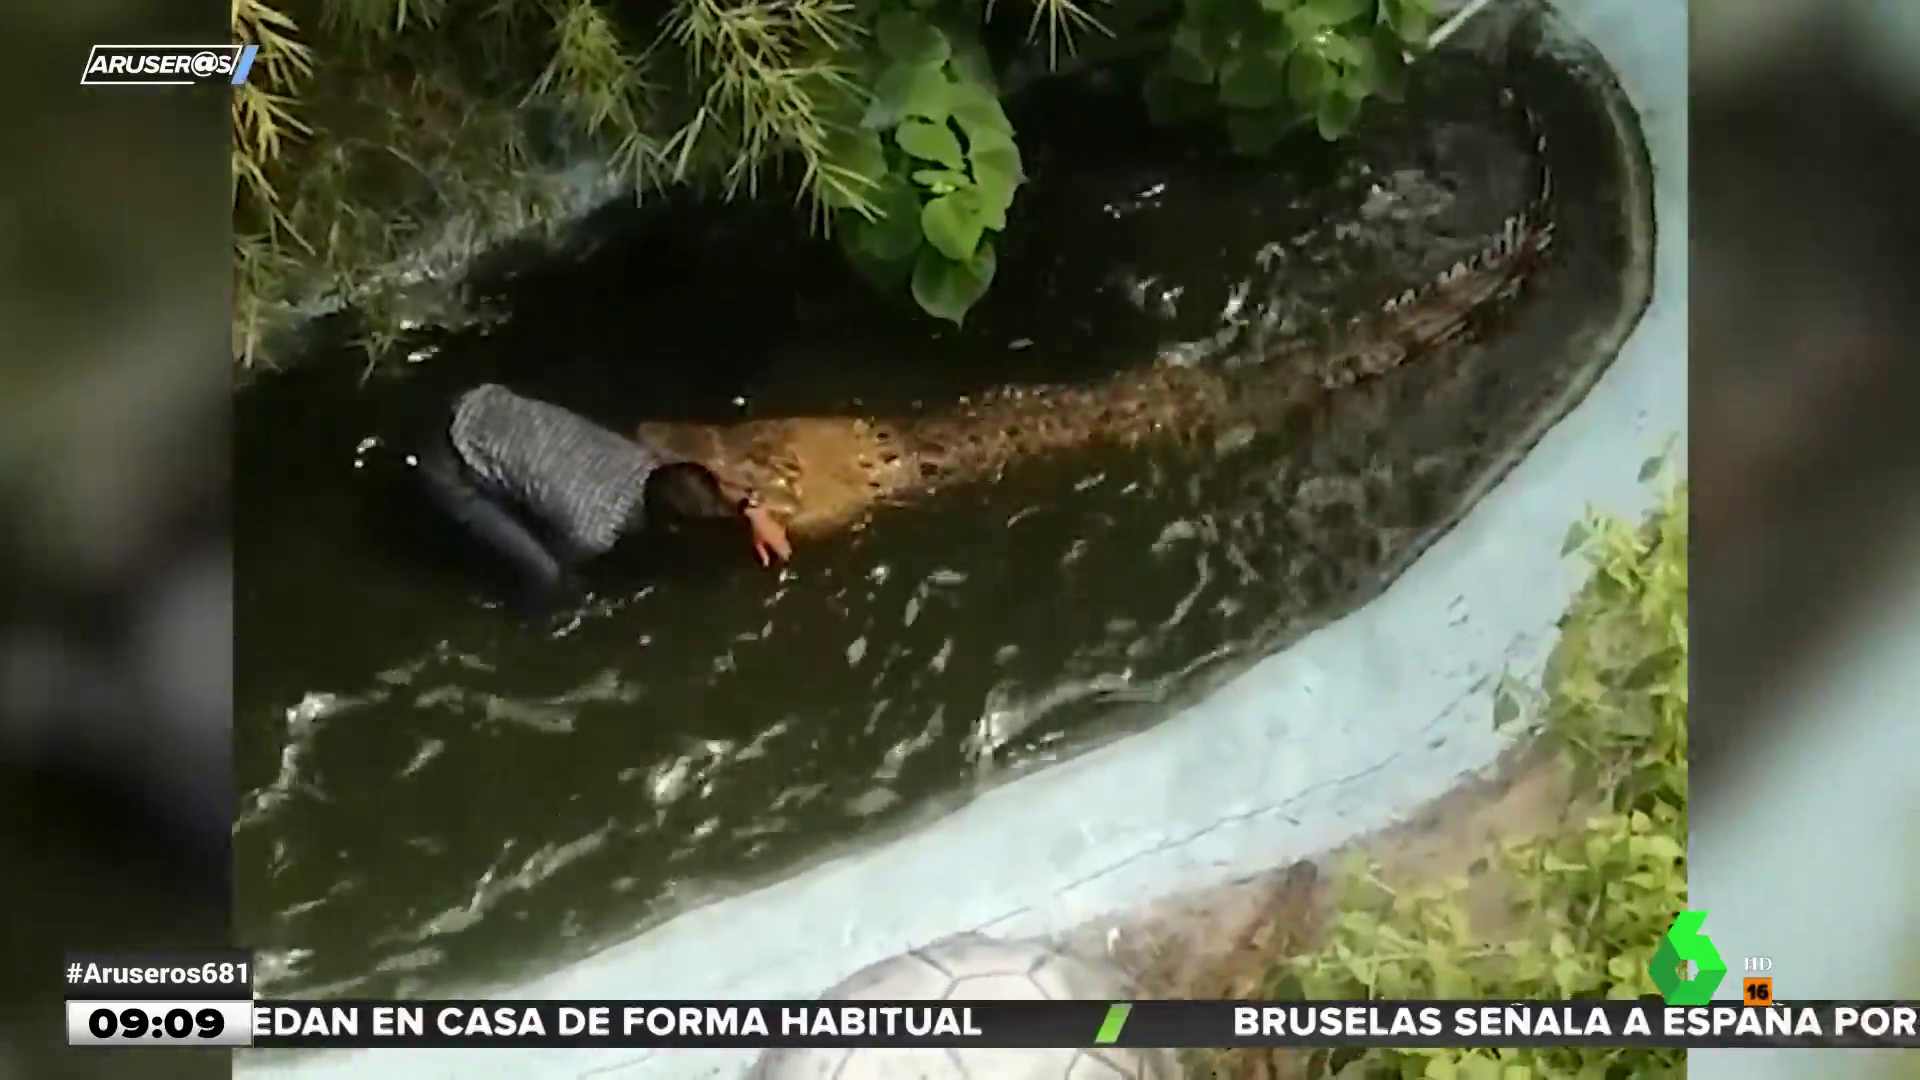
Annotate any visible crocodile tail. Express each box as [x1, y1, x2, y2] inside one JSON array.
[[886, 110, 1560, 502], [1295, 107, 1557, 398]]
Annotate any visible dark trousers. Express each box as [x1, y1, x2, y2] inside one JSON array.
[[415, 435, 574, 599]]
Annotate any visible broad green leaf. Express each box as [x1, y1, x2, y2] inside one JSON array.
[[968, 142, 1022, 228], [899, 63, 956, 122], [1390, 0, 1434, 44], [814, 81, 868, 131], [1144, 65, 1216, 126], [895, 118, 965, 168], [1284, 4, 1331, 39], [912, 241, 996, 323], [950, 86, 1014, 147], [1226, 108, 1295, 156], [1312, 0, 1371, 22], [867, 62, 953, 127], [1168, 24, 1217, 83], [1319, 29, 1362, 66], [949, 37, 999, 93], [1371, 26, 1410, 102], [1342, 33, 1378, 97], [840, 226, 915, 289], [920, 189, 985, 260], [911, 168, 973, 193], [1316, 88, 1361, 138], [968, 139, 1023, 192], [876, 12, 950, 65], [853, 179, 927, 261], [1287, 49, 1330, 106], [960, 122, 1015, 154], [1218, 50, 1289, 109], [818, 126, 888, 208]]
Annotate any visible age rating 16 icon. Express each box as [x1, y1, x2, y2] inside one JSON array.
[[1743, 955, 1775, 1007]]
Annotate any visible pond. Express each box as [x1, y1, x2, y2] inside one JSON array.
[[235, 40, 1645, 1000]]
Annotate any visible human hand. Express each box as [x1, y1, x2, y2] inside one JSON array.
[[744, 505, 791, 567]]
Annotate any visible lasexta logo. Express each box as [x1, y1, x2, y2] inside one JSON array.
[[1650, 910, 1728, 1005]]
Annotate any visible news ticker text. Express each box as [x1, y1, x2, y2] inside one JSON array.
[[64, 999, 1920, 1049]]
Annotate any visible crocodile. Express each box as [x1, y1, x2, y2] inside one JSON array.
[[638, 113, 1557, 540]]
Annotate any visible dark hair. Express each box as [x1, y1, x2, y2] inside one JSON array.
[[642, 462, 740, 526]]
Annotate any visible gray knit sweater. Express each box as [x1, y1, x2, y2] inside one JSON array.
[[448, 384, 663, 558]]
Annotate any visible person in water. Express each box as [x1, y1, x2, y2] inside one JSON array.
[[416, 383, 791, 598]]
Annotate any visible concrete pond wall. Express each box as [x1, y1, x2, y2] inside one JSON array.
[[246, 0, 1685, 1075]]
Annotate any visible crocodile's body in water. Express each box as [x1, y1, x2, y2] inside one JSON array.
[[641, 111, 1556, 541]]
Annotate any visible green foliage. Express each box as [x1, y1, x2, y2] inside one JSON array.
[[1144, 0, 1431, 153], [1261, 471, 1689, 1080], [229, 0, 1439, 366], [829, 12, 1024, 324], [227, 0, 1065, 366]]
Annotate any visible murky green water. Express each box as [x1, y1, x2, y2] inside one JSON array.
[[235, 46, 1644, 998]]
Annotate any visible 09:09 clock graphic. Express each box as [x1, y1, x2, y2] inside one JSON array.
[[66, 1000, 255, 1047]]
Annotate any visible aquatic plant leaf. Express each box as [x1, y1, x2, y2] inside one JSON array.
[[819, 127, 889, 207], [967, 139, 1024, 190], [815, 80, 869, 131], [854, 179, 927, 261], [949, 37, 1000, 94], [967, 142, 1023, 228], [911, 240, 997, 324], [1384, 0, 1434, 44], [1340, 34, 1377, 97], [1311, 0, 1371, 24], [950, 84, 1014, 147], [1287, 48, 1330, 106], [839, 219, 916, 289], [911, 167, 973, 193], [876, 12, 951, 66], [1144, 65, 1217, 125], [1226, 108, 1295, 156], [1168, 24, 1217, 83], [1283, 3, 1332, 39], [1370, 26, 1409, 102], [1318, 27, 1362, 65], [920, 189, 986, 261], [1229, 1, 1291, 46], [866, 62, 953, 127], [901, 64, 957, 122], [1218, 50, 1289, 109], [895, 117, 965, 168], [1317, 90, 1360, 139]]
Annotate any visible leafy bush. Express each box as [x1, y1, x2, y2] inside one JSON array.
[[823, 11, 1025, 324], [1144, 0, 1435, 152], [1250, 471, 1688, 1080]]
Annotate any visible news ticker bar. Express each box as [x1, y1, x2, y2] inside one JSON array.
[[65, 999, 1920, 1049]]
